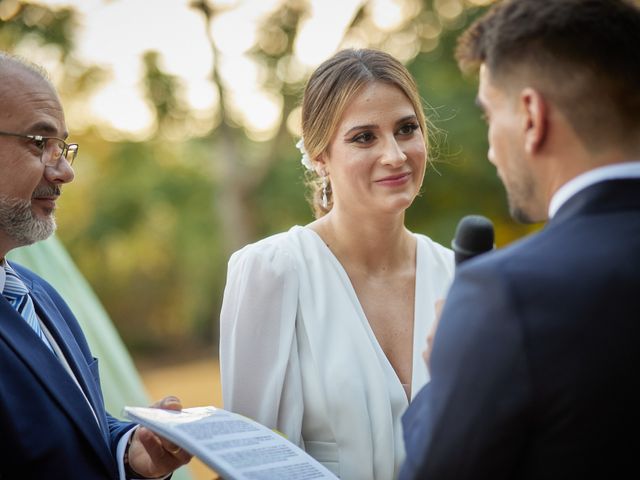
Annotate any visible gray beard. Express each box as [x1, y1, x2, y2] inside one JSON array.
[[0, 195, 56, 247]]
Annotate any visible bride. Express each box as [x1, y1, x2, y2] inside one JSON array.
[[219, 48, 454, 480]]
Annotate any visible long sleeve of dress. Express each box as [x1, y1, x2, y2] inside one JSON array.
[[219, 240, 304, 446]]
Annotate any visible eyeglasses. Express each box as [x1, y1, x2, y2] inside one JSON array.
[[0, 130, 79, 166]]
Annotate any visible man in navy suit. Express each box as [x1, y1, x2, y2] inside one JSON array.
[[400, 0, 640, 478], [0, 54, 191, 478]]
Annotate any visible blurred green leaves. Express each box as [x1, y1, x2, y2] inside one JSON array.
[[0, 1, 76, 55], [2, 0, 537, 356]]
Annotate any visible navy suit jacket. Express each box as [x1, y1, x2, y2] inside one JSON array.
[[0, 263, 135, 479], [401, 179, 640, 479]]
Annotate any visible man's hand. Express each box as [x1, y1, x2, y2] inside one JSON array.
[[423, 299, 445, 369], [127, 396, 193, 478]]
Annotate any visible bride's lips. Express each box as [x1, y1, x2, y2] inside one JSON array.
[[374, 172, 412, 186]]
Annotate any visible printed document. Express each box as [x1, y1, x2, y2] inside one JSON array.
[[124, 406, 338, 480]]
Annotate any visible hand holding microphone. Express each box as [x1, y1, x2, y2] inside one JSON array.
[[424, 215, 495, 368]]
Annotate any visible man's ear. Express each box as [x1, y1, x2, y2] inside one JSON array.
[[521, 88, 548, 155]]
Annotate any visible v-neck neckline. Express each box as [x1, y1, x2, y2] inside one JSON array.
[[298, 225, 424, 405]]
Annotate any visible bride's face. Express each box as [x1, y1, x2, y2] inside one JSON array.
[[319, 81, 427, 217]]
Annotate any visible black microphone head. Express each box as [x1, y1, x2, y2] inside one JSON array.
[[451, 215, 495, 266]]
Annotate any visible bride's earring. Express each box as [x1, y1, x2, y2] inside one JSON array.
[[321, 174, 328, 209]]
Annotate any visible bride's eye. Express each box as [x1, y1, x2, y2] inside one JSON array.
[[351, 131, 375, 144], [397, 123, 419, 136]]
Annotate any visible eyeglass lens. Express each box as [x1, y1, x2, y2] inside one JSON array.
[[42, 138, 77, 166]]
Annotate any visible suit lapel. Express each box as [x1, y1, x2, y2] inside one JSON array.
[[0, 285, 114, 473], [551, 178, 640, 225], [30, 282, 112, 434]]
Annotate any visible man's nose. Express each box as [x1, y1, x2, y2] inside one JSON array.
[[44, 155, 75, 185]]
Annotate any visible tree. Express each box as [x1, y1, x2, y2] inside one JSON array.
[[3, 0, 536, 355]]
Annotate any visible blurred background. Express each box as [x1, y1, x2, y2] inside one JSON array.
[[2, 0, 541, 478]]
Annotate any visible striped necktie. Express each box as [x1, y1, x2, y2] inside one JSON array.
[[3, 263, 55, 353]]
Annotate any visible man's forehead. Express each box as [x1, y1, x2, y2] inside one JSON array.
[[477, 63, 512, 107], [0, 65, 65, 135], [1, 63, 56, 101]]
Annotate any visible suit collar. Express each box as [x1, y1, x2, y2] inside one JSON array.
[[0, 278, 115, 473], [549, 162, 640, 218], [550, 178, 640, 225]]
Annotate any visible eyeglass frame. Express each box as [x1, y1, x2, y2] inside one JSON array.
[[0, 130, 79, 166]]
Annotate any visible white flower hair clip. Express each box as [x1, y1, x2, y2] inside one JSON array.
[[296, 138, 314, 171]]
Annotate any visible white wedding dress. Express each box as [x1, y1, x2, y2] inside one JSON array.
[[220, 225, 454, 479]]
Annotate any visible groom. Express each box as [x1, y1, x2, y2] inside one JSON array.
[[401, 0, 640, 478]]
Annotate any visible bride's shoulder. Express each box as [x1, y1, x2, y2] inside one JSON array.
[[413, 232, 455, 267], [227, 226, 308, 274]]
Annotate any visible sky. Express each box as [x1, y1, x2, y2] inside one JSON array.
[[33, 0, 379, 137], [28, 0, 489, 138]]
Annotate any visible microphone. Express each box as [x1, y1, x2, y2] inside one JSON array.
[[451, 215, 495, 266]]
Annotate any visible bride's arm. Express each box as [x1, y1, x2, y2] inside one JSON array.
[[219, 242, 304, 445]]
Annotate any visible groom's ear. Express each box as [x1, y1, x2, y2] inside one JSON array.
[[520, 87, 549, 155]]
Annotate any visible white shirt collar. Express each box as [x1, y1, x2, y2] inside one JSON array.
[[0, 259, 6, 293], [548, 161, 640, 218]]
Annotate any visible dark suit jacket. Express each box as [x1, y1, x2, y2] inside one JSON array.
[[0, 263, 135, 479], [401, 178, 640, 479]]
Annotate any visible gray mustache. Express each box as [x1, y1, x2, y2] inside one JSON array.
[[32, 185, 61, 198]]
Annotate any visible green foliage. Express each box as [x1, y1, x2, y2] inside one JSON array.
[[142, 51, 190, 133], [0, 1, 76, 54], [58, 135, 223, 352], [3, 0, 539, 357]]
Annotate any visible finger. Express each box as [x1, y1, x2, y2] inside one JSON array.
[[166, 444, 182, 455], [423, 334, 433, 365], [130, 427, 193, 479], [137, 425, 190, 459], [168, 445, 193, 464], [160, 437, 183, 456], [158, 437, 192, 464], [150, 395, 182, 411]]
